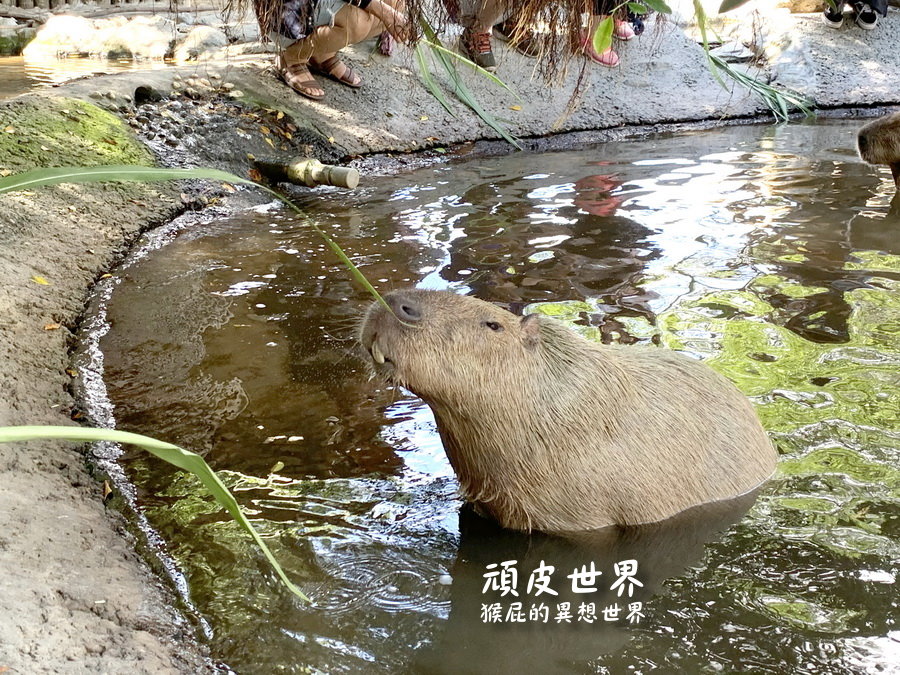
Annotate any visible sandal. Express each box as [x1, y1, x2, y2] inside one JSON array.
[[309, 55, 363, 89], [276, 56, 325, 100]]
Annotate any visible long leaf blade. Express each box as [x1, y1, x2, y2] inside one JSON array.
[[0, 165, 255, 195], [0, 425, 309, 601]]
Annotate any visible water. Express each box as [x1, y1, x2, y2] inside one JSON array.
[[77, 119, 900, 674], [0, 55, 173, 99]]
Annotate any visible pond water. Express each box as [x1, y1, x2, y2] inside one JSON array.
[[77, 119, 900, 674], [0, 55, 173, 100]]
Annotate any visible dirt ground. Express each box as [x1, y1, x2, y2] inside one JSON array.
[[0, 95, 213, 672]]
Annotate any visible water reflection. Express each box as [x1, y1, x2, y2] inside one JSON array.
[[78, 118, 900, 673], [418, 494, 758, 675], [0, 55, 174, 99]]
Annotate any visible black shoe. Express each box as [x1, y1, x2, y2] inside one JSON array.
[[494, 19, 540, 58], [822, 3, 844, 27], [853, 1, 878, 29], [627, 10, 645, 36], [460, 27, 496, 71]]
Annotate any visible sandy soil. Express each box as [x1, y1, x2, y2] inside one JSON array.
[[0, 94, 212, 672]]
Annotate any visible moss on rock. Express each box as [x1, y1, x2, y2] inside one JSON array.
[[0, 96, 154, 172]]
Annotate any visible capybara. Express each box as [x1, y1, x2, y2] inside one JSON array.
[[360, 289, 778, 533], [857, 112, 900, 188]]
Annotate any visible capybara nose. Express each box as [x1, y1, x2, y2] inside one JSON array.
[[386, 292, 423, 323]]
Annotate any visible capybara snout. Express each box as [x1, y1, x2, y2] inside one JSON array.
[[360, 289, 778, 533]]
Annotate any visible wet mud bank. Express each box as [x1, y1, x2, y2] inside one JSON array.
[[1, 9, 899, 669]]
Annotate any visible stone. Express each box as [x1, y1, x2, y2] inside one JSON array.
[[173, 26, 228, 62], [710, 41, 755, 62]]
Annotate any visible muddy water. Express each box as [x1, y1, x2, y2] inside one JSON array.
[[78, 119, 900, 673], [0, 55, 173, 99]]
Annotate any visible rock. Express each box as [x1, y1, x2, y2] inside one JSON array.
[[22, 15, 96, 58], [173, 26, 228, 62], [0, 24, 37, 57], [710, 41, 755, 62], [100, 16, 174, 59], [23, 15, 175, 60], [776, 0, 823, 11]]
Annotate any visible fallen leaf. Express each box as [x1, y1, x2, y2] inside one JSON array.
[[221, 183, 237, 193], [100, 274, 113, 279], [103, 480, 113, 502], [276, 111, 285, 120], [0, 169, 11, 177], [43, 323, 61, 331], [327, 136, 335, 143], [4, 126, 14, 133], [510, 105, 522, 111], [264, 137, 275, 148], [270, 460, 285, 474], [260, 126, 271, 135], [31, 276, 50, 285], [420, 115, 429, 121], [248, 168, 263, 182]]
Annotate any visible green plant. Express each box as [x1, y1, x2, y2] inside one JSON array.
[[417, 19, 523, 149], [0, 426, 309, 601], [590, 0, 812, 122]]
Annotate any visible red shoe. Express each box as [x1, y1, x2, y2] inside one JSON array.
[[581, 32, 619, 68], [614, 19, 635, 41]]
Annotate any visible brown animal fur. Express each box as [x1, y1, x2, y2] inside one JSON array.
[[857, 112, 900, 187], [360, 289, 777, 533]]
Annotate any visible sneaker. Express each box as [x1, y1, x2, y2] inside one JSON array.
[[854, 2, 878, 29], [460, 28, 496, 71], [822, 3, 844, 27], [494, 19, 540, 58]]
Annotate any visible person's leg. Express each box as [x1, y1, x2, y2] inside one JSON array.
[[281, 3, 384, 90], [458, 0, 507, 71]]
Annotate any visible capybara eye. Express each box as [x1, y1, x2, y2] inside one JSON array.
[[484, 321, 503, 332]]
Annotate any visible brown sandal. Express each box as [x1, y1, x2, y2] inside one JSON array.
[[277, 57, 325, 101], [309, 55, 363, 89]]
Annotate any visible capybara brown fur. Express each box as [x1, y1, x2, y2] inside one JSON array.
[[360, 289, 778, 533], [857, 112, 900, 187]]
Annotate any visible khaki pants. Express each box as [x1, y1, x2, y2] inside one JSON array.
[[284, 0, 404, 64], [457, 0, 507, 31]]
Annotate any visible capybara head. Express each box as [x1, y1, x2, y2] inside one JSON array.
[[360, 289, 551, 405], [857, 112, 900, 186], [360, 289, 777, 533]]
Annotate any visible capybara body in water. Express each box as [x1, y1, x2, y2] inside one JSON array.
[[360, 289, 778, 532], [857, 112, 900, 187]]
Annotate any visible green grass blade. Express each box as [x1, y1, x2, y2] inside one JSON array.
[[0, 425, 309, 602], [0, 165, 256, 195], [418, 18, 522, 149], [0, 165, 392, 313], [422, 40, 521, 101], [415, 43, 456, 115]]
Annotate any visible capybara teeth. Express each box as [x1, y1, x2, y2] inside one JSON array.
[[371, 343, 386, 365]]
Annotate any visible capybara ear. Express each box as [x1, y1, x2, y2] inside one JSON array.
[[521, 314, 541, 349]]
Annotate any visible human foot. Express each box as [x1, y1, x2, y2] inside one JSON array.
[[309, 55, 363, 88], [276, 56, 325, 100]]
